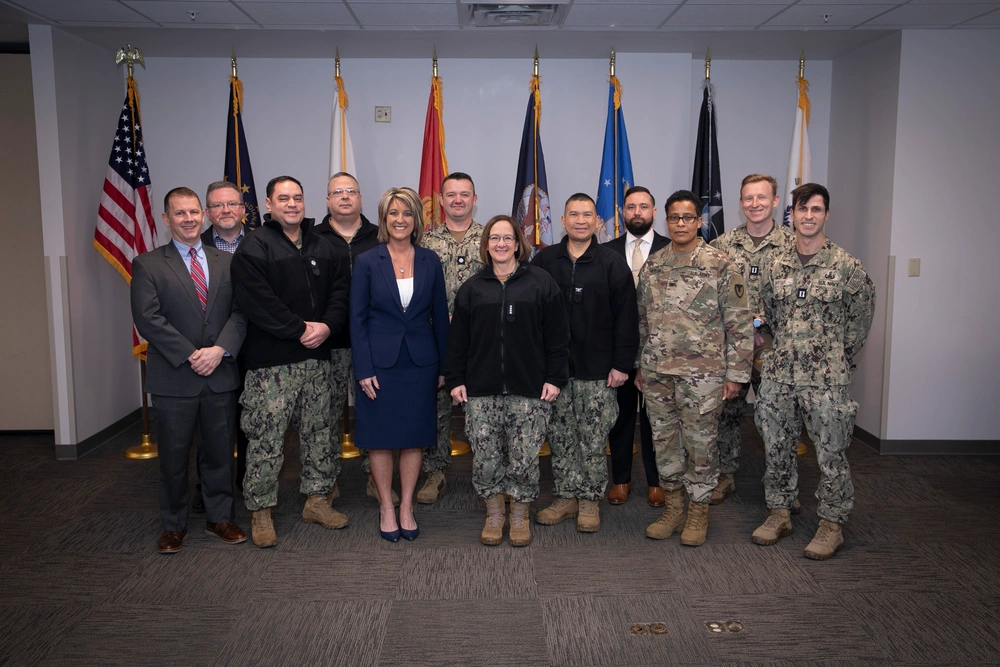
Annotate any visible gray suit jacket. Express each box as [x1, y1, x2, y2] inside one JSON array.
[[131, 241, 246, 397]]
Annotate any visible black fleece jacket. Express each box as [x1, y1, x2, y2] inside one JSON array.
[[313, 213, 380, 349], [530, 235, 639, 380], [445, 264, 569, 398], [231, 215, 349, 369]]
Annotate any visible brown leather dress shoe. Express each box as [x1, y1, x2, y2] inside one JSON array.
[[158, 530, 187, 554], [205, 522, 248, 544], [647, 486, 665, 507], [608, 483, 631, 505]]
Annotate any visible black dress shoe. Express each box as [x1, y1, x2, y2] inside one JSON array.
[[191, 483, 206, 514]]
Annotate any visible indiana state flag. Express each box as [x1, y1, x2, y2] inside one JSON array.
[[224, 74, 261, 230], [596, 76, 634, 241]]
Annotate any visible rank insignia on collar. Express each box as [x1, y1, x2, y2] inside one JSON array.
[[750, 266, 759, 275], [457, 257, 465, 264], [797, 288, 807, 299]]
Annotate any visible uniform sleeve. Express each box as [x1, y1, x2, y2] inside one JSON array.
[[541, 274, 570, 388], [719, 261, 753, 384], [608, 253, 640, 373], [430, 255, 451, 376], [444, 282, 472, 391], [349, 255, 376, 380], [843, 263, 876, 376], [760, 262, 775, 337], [130, 254, 197, 368], [231, 241, 307, 340], [636, 265, 649, 368], [321, 252, 350, 339]]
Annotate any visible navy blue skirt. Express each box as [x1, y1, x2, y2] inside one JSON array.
[[355, 339, 438, 450]]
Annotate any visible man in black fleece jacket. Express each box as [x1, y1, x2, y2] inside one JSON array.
[[530, 193, 639, 533], [231, 175, 350, 548]]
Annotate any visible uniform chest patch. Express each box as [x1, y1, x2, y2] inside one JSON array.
[[457, 257, 465, 265], [797, 288, 807, 299], [735, 284, 744, 299], [750, 265, 759, 276]]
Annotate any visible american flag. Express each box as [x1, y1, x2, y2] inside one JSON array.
[[94, 78, 156, 356]]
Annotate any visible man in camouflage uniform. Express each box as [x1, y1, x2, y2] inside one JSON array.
[[419, 172, 485, 504], [709, 174, 794, 504], [752, 183, 875, 560], [531, 193, 638, 533], [637, 189, 752, 547], [232, 176, 350, 547]]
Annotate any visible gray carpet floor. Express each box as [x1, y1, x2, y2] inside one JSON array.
[[2, 416, 999, 666]]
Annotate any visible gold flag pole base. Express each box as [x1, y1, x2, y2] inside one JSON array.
[[450, 432, 471, 457], [796, 442, 808, 456], [604, 442, 639, 455], [340, 433, 361, 459], [125, 433, 157, 460], [539, 441, 551, 457]]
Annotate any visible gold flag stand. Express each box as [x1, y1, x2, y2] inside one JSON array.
[[340, 403, 360, 459], [125, 359, 157, 459]]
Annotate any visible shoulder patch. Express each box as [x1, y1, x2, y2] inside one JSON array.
[[729, 274, 749, 307], [846, 265, 867, 294]]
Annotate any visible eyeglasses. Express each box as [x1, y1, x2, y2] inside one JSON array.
[[206, 202, 244, 211], [488, 235, 516, 244], [328, 188, 359, 197], [666, 214, 699, 225]]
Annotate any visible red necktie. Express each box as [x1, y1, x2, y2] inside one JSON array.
[[188, 247, 207, 314]]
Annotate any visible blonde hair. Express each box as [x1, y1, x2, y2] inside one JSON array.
[[376, 187, 424, 246]]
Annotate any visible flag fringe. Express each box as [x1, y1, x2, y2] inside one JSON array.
[[610, 75, 622, 111], [432, 75, 449, 176], [530, 74, 541, 121], [93, 239, 132, 284], [335, 75, 349, 111], [796, 75, 811, 125], [230, 75, 243, 116]]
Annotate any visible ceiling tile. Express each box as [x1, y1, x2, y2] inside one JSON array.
[[765, 4, 896, 27], [665, 3, 783, 27], [350, 2, 459, 26], [862, 3, 1000, 26], [796, 0, 903, 4], [123, 1, 255, 24], [564, 4, 676, 27], [6, 0, 151, 22], [236, 1, 358, 25], [959, 7, 1000, 23], [683, 0, 789, 4]]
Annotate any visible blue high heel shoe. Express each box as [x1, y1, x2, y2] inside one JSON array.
[[379, 508, 400, 543], [400, 526, 419, 541]]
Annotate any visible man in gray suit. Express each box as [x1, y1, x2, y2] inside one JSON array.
[[131, 186, 248, 553]]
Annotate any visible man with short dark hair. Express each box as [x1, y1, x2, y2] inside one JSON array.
[[531, 193, 638, 533], [231, 176, 350, 548], [418, 172, 486, 504], [708, 174, 794, 505], [752, 183, 875, 560], [602, 185, 668, 507], [637, 189, 752, 547], [131, 186, 247, 553]]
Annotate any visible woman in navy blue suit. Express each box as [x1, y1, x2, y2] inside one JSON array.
[[351, 187, 449, 542]]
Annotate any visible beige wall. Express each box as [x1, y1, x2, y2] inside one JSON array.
[[0, 53, 53, 430]]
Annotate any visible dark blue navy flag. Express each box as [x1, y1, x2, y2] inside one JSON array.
[[512, 74, 552, 254], [596, 77, 634, 241], [224, 76, 261, 230], [692, 80, 724, 242]]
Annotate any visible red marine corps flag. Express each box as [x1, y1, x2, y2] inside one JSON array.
[[94, 47, 156, 357], [418, 50, 448, 230]]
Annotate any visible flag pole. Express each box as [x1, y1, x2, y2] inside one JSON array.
[[532, 47, 541, 246], [799, 50, 805, 78], [705, 47, 711, 80], [116, 44, 156, 461], [610, 49, 619, 238]]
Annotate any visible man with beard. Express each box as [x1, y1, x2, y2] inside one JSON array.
[[602, 186, 669, 507]]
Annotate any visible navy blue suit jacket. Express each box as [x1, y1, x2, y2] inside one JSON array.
[[350, 244, 449, 380]]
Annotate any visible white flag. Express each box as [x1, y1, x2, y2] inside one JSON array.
[[330, 74, 356, 176], [783, 75, 811, 226]]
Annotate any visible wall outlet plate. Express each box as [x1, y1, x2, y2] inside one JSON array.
[[375, 106, 391, 123]]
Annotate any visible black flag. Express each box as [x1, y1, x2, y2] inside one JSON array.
[[692, 80, 724, 242]]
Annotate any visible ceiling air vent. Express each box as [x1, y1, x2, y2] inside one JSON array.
[[462, 2, 570, 27]]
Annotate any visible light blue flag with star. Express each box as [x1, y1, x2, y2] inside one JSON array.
[[596, 77, 634, 241]]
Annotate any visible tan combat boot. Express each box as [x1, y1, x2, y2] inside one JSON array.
[[481, 495, 505, 546], [367, 474, 400, 506], [680, 500, 709, 546], [302, 495, 349, 529], [509, 501, 532, 547], [577, 499, 601, 533], [803, 519, 844, 560], [416, 470, 446, 504], [752, 508, 793, 545], [534, 498, 578, 525], [251, 508, 277, 548], [709, 474, 735, 505], [645, 489, 687, 540]]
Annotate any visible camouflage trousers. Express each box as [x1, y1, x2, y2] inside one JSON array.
[[328, 348, 355, 460], [357, 386, 452, 475], [643, 372, 724, 504], [716, 381, 751, 475], [241, 358, 338, 511], [547, 378, 618, 501], [465, 395, 551, 502], [755, 379, 857, 524]]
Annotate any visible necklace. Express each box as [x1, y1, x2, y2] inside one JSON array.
[[389, 246, 414, 277]]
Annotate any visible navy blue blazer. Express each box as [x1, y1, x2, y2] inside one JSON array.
[[350, 244, 450, 380]]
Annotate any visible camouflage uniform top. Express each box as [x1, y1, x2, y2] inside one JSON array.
[[423, 222, 485, 317], [710, 222, 794, 331], [637, 239, 753, 382], [760, 238, 875, 387]]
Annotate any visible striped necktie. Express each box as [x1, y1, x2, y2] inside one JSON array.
[[188, 247, 207, 314]]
